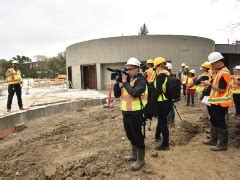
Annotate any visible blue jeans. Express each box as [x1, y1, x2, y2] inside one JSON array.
[[167, 108, 175, 122]]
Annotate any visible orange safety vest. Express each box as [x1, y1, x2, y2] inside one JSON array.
[[208, 67, 233, 107], [120, 78, 148, 111], [146, 68, 155, 83]]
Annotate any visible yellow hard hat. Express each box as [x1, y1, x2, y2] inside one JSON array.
[[154, 57, 166, 68], [185, 66, 189, 69], [146, 59, 154, 64], [201, 61, 212, 69]]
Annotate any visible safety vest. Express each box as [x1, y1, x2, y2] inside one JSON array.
[[154, 76, 168, 102], [120, 78, 148, 111], [146, 68, 156, 83], [232, 75, 240, 94], [196, 72, 211, 92], [6, 68, 22, 85], [186, 76, 196, 90], [208, 67, 233, 107], [181, 74, 189, 84]]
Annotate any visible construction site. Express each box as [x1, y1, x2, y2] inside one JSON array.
[[0, 79, 240, 179]]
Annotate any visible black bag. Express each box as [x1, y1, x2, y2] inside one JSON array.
[[164, 76, 181, 102]]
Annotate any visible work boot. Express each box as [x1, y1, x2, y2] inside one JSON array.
[[202, 126, 218, 146], [155, 143, 170, 151], [210, 128, 228, 151], [123, 145, 137, 161], [7, 109, 11, 112], [130, 149, 145, 171]]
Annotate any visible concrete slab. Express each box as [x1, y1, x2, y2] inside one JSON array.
[[0, 86, 107, 138]]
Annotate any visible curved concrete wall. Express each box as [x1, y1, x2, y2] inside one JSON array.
[[66, 35, 215, 90]]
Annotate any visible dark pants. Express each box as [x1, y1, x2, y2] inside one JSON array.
[[167, 107, 175, 122], [233, 94, 240, 114], [209, 104, 228, 129], [183, 84, 186, 96], [123, 112, 145, 149], [155, 100, 172, 145], [7, 84, 23, 109], [187, 94, 194, 105]]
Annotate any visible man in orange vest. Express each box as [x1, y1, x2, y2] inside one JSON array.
[[202, 52, 232, 151], [113, 57, 147, 171], [5, 60, 24, 112]]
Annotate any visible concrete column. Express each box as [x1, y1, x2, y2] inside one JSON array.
[[96, 63, 102, 90], [72, 65, 82, 89]]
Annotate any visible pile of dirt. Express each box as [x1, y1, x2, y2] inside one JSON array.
[[0, 101, 240, 179]]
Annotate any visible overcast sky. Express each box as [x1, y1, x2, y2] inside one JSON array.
[[0, 0, 240, 60]]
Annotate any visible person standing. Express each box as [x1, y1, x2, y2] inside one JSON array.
[[195, 61, 212, 120], [202, 52, 233, 151], [232, 65, 240, 116], [5, 60, 24, 112], [152, 57, 173, 150], [113, 57, 148, 171], [181, 66, 190, 98], [185, 69, 197, 106]]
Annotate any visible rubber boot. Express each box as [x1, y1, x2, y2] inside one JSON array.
[[130, 149, 145, 171], [202, 126, 218, 146], [123, 145, 137, 161], [210, 128, 228, 151]]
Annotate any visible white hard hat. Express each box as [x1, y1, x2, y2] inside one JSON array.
[[181, 63, 186, 66], [166, 62, 172, 70], [126, 57, 141, 67], [189, 69, 195, 74], [12, 60, 19, 64], [234, 65, 240, 70], [208, 52, 224, 64]]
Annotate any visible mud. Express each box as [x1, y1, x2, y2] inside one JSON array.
[[0, 100, 240, 179]]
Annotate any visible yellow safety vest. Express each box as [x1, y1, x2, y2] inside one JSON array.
[[232, 75, 240, 94], [209, 67, 233, 107], [6, 68, 22, 84], [120, 78, 148, 111], [186, 76, 196, 90], [154, 76, 168, 102], [196, 72, 211, 92], [181, 74, 189, 84]]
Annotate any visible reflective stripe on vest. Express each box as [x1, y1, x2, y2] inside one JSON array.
[[154, 77, 168, 101], [6, 68, 22, 84], [209, 67, 233, 107], [232, 75, 240, 94], [120, 78, 148, 111]]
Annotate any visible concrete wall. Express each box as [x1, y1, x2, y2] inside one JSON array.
[[66, 35, 215, 90]]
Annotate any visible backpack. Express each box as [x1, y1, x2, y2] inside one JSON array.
[[164, 76, 181, 102]]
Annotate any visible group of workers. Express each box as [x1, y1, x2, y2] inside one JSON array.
[[114, 52, 240, 171]]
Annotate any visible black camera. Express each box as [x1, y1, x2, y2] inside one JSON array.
[[107, 67, 129, 82]]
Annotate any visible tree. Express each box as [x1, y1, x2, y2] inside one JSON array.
[[138, 23, 149, 36], [0, 59, 11, 79]]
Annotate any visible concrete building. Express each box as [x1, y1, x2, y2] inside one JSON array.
[[215, 44, 240, 72], [66, 35, 215, 90]]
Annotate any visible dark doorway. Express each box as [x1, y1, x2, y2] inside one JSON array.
[[67, 66, 72, 88], [82, 65, 97, 89]]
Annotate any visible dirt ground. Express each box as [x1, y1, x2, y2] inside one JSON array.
[[0, 99, 240, 179]]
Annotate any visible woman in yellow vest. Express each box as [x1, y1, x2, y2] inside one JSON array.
[[185, 69, 197, 106], [195, 61, 212, 120], [152, 57, 173, 151], [202, 52, 233, 151], [5, 60, 24, 112], [232, 65, 240, 116], [181, 66, 190, 97], [113, 57, 148, 171]]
